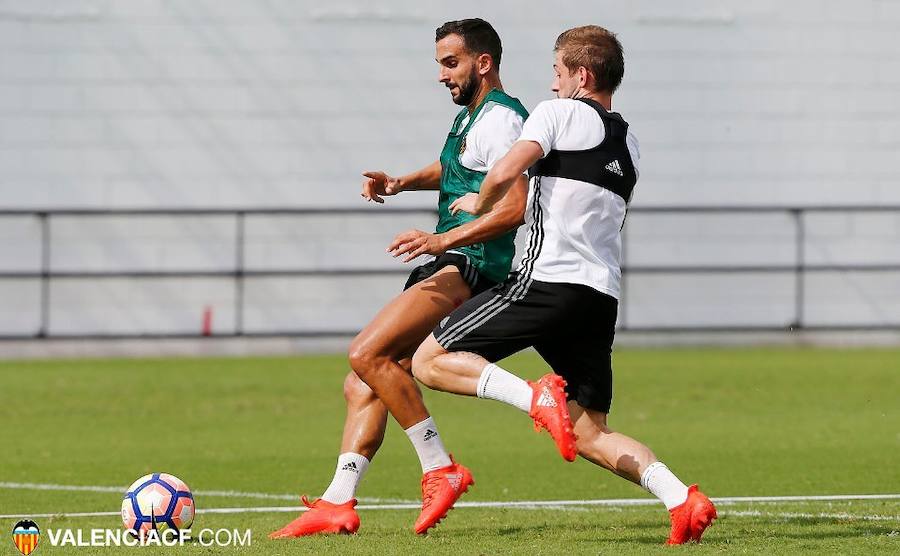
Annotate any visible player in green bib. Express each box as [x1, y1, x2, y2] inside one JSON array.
[[433, 88, 528, 284], [271, 19, 528, 539]]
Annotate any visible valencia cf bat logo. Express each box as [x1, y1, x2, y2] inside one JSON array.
[[12, 520, 40, 555]]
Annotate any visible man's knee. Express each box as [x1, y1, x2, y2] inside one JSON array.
[[343, 371, 376, 404], [347, 336, 382, 380], [411, 336, 443, 388], [411, 348, 435, 387]]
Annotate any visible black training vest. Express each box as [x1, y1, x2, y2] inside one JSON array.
[[529, 98, 637, 202]]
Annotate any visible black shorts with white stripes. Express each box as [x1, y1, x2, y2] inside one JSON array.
[[403, 252, 496, 296], [432, 276, 618, 413]]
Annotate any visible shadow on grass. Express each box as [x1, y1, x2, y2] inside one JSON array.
[[481, 512, 898, 547]]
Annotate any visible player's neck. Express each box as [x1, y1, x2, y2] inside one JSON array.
[[574, 88, 612, 110], [467, 75, 503, 114]]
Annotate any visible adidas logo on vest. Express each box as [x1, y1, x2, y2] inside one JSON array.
[[605, 159, 623, 176]]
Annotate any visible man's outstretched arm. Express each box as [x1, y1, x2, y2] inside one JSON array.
[[361, 160, 442, 203]]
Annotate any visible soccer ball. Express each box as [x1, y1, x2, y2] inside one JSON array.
[[121, 473, 195, 534]]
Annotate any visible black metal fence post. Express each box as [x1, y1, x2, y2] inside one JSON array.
[[38, 212, 50, 338], [792, 209, 805, 330], [235, 211, 245, 336]]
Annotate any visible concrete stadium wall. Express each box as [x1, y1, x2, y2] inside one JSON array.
[[0, 0, 898, 340]]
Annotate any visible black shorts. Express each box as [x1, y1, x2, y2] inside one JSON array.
[[404, 252, 497, 296], [432, 276, 618, 413]]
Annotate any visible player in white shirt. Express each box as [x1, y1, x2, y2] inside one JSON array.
[[404, 25, 718, 544]]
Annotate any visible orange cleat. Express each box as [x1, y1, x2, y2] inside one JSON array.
[[666, 484, 717, 545], [528, 373, 578, 461], [268, 496, 360, 539], [413, 457, 474, 535]]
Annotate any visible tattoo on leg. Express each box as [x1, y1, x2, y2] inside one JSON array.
[[456, 352, 486, 364]]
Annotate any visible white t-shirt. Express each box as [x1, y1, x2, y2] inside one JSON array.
[[515, 98, 640, 299], [458, 101, 526, 173]]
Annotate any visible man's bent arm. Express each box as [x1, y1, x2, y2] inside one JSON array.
[[439, 174, 527, 251], [473, 141, 544, 215]]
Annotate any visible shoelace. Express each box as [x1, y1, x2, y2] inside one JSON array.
[[300, 495, 316, 508], [420, 473, 444, 507]]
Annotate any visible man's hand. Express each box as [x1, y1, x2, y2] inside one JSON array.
[[361, 171, 402, 203], [388, 229, 448, 263], [449, 192, 480, 216]]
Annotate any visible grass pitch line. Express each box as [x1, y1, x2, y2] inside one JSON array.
[[722, 510, 900, 522], [5, 482, 899, 507], [2, 493, 899, 520], [0, 481, 406, 504]]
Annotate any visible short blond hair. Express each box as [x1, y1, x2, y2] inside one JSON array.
[[554, 25, 624, 93]]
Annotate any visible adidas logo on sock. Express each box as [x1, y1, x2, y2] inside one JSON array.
[[536, 388, 557, 408], [445, 472, 462, 492], [605, 159, 623, 176], [423, 429, 438, 441], [341, 461, 359, 473]]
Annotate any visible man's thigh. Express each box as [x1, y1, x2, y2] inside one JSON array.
[[432, 277, 567, 362], [355, 265, 473, 360], [535, 288, 618, 413]]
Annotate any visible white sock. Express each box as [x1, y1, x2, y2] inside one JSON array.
[[640, 462, 689, 510], [476, 363, 532, 413], [320, 452, 370, 504], [405, 417, 452, 472]]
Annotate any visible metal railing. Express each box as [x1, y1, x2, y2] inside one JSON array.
[[618, 206, 900, 332], [1, 206, 898, 339]]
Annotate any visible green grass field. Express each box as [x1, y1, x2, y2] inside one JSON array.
[[1, 348, 898, 554]]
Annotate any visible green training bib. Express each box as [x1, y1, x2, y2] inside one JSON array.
[[436, 89, 528, 284]]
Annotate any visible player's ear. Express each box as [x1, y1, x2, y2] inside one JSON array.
[[578, 66, 589, 88], [477, 53, 493, 76]]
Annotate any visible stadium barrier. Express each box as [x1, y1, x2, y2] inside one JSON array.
[[0, 206, 898, 339]]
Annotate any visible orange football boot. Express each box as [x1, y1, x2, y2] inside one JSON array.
[[666, 484, 717, 544], [268, 496, 360, 539], [528, 373, 578, 461], [413, 457, 474, 535]]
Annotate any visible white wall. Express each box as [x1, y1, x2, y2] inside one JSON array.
[[0, 0, 898, 337]]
